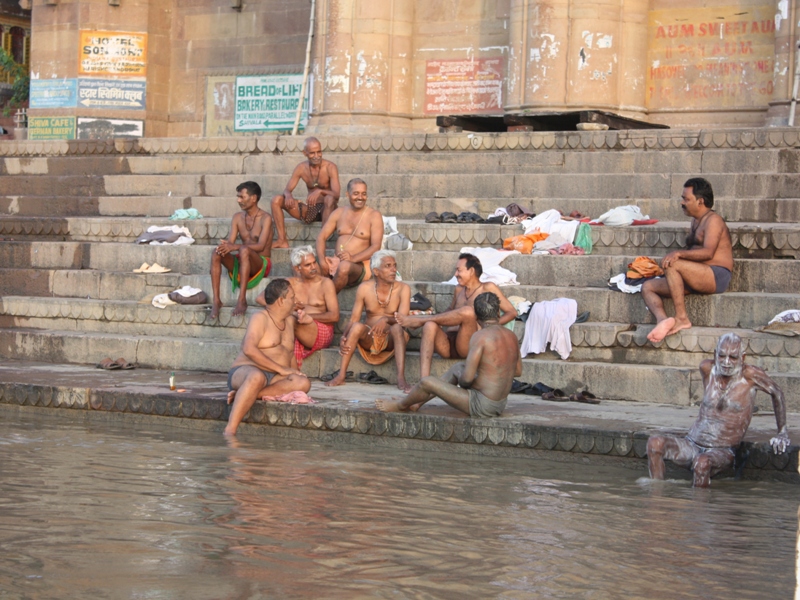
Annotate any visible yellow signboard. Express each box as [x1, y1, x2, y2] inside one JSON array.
[[28, 116, 76, 140], [647, 6, 775, 110], [78, 30, 147, 77]]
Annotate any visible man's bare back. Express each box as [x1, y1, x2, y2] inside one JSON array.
[[466, 326, 520, 402]]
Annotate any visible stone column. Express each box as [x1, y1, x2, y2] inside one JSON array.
[[504, 0, 647, 118], [766, 0, 799, 125], [309, 0, 413, 134]]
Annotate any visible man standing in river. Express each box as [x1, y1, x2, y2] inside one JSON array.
[[647, 332, 790, 487], [376, 292, 521, 417], [271, 137, 340, 248]]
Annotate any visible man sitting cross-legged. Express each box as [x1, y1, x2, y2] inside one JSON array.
[[224, 279, 311, 437], [271, 136, 340, 248], [324, 250, 412, 392], [647, 332, 790, 487], [643, 177, 734, 343], [316, 178, 384, 293], [210, 181, 273, 319], [376, 292, 521, 418], [395, 253, 516, 378]]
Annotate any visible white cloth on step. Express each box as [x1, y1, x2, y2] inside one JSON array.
[[152, 293, 177, 309], [768, 309, 800, 325], [442, 247, 520, 286], [608, 273, 643, 293], [173, 285, 204, 298], [144, 225, 195, 246], [521, 209, 579, 243], [592, 205, 648, 226], [520, 298, 577, 360]]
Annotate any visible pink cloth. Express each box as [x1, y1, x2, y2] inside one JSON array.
[[261, 391, 316, 404], [547, 243, 585, 255]]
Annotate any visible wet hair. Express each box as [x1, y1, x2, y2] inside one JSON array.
[[473, 292, 500, 322], [263, 278, 291, 305], [236, 181, 262, 202], [290, 245, 316, 268], [684, 177, 714, 208], [370, 249, 396, 271], [458, 253, 483, 279], [347, 177, 367, 194], [303, 136, 321, 152], [716, 332, 743, 354]]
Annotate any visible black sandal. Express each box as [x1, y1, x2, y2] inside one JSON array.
[[357, 370, 389, 384], [440, 211, 458, 223], [424, 212, 441, 223], [320, 369, 354, 382]]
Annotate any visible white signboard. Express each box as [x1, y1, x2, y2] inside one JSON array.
[[234, 74, 311, 132]]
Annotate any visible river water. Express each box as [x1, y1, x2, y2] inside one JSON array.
[[0, 411, 797, 599]]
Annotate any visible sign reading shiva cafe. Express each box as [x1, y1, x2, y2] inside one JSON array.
[[234, 74, 311, 132], [28, 116, 76, 140]]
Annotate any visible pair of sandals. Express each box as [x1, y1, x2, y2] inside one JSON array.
[[96, 357, 136, 370], [320, 369, 389, 385], [511, 379, 600, 404], [425, 211, 485, 224]]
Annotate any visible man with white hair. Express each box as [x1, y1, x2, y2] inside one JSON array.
[[647, 332, 790, 487], [324, 250, 412, 391]]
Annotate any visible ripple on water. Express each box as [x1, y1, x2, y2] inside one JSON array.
[[0, 414, 796, 599]]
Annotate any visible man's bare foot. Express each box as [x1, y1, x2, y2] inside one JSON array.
[[324, 375, 346, 387], [396, 314, 425, 328], [375, 397, 406, 412], [396, 379, 412, 393], [647, 317, 676, 343], [408, 402, 422, 412], [273, 239, 290, 249], [210, 303, 222, 320], [227, 390, 236, 405], [232, 300, 248, 317], [667, 317, 692, 336], [223, 426, 237, 437]]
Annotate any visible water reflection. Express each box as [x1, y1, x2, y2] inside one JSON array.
[[0, 413, 797, 599]]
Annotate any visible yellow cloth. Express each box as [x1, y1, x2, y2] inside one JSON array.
[[357, 329, 409, 365]]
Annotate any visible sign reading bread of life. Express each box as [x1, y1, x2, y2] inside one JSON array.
[[79, 31, 147, 77], [234, 75, 310, 131], [425, 58, 504, 115]]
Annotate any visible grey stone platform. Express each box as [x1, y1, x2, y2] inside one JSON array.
[[0, 359, 796, 483]]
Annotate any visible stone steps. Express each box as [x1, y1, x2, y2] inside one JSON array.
[[2, 295, 799, 371], [2, 215, 799, 257], [1, 327, 798, 409]]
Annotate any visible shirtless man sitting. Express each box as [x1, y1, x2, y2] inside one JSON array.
[[376, 292, 521, 418], [395, 253, 516, 378], [224, 279, 311, 437], [315, 178, 384, 293], [647, 332, 790, 487], [210, 181, 273, 319], [324, 250, 412, 391], [287, 245, 339, 368], [643, 177, 733, 343], [271, 137, 340, 249]]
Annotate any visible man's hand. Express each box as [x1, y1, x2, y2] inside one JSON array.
[[279, 367, 304, 378], [216, 240, 235, 256], [295, 308, 313, 325], [336, 249, 352, 262], [339, 334, 352, 356], [770, 430, 791, 454], [661, 251, 682, 269], [370, 318, 389, 338], [307, 188, 323, 206], [284, 193, 297, 211]]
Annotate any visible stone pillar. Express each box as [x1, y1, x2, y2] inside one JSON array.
[[28, 0, 165, 137], [766, 0, 799, 126], [504, 0, 647, 118], [308, 0, 413, 134]]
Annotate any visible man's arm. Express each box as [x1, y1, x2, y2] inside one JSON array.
[[312, 278, 340, 324], [326, 162, 341, 201], [459, 335, 484, 389], [348, 211, 384, 264], [316, 209, 341, 273], [282, 164, 306, 208], [748, 365, 790, 452], [217, 215, 243, 256], [662, 215, 726, 267], [515, 349, 523, 377], [242, 313, 297, 376], [484, 283, 517, 325]]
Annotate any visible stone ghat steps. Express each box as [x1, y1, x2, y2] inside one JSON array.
[[2, 215, 798, 258], [1, 327, 798, 409], [2, 295, 798, 372], [0, 262, 797, 329], [1, 241, 797, 294]]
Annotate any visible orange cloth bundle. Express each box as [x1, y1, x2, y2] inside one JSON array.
[[626, 256, 664, 279], [503, 232, 549, 254]]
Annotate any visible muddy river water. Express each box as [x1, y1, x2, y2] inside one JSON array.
[[0, 410, 797, 599]]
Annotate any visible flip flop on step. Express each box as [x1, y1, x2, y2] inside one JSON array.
[[357, 370, 389, 385], [439, 211, 458, 223], [570, 390, 600, 404], [510, 379, 534, 394], [320, 369, 354, 382], [145, 263, 171, 273], [115, 358, 136, 370], [133, 263, 150, 273], [574, 311, 590, 324], [424, 212, 442, 223], [96, 357, 121, 370], [541, 389, 567, 402]]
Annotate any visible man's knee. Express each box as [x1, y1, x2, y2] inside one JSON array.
[[288, 374, 311, 393], [271, 195, 285, 208], [647, 436, 665, 456], [692, 454, 711, 474], [422, 321, 440, 336], [419, 376, 438, 392], [211, 251, 222, 266], [390, 323, 404, 335], [324, 195, 337, 208]]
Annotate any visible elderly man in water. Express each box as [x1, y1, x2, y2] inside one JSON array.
[[647, 332, 790, 487], [224, 279, 311, 437], [377, 292, 521, 418]]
